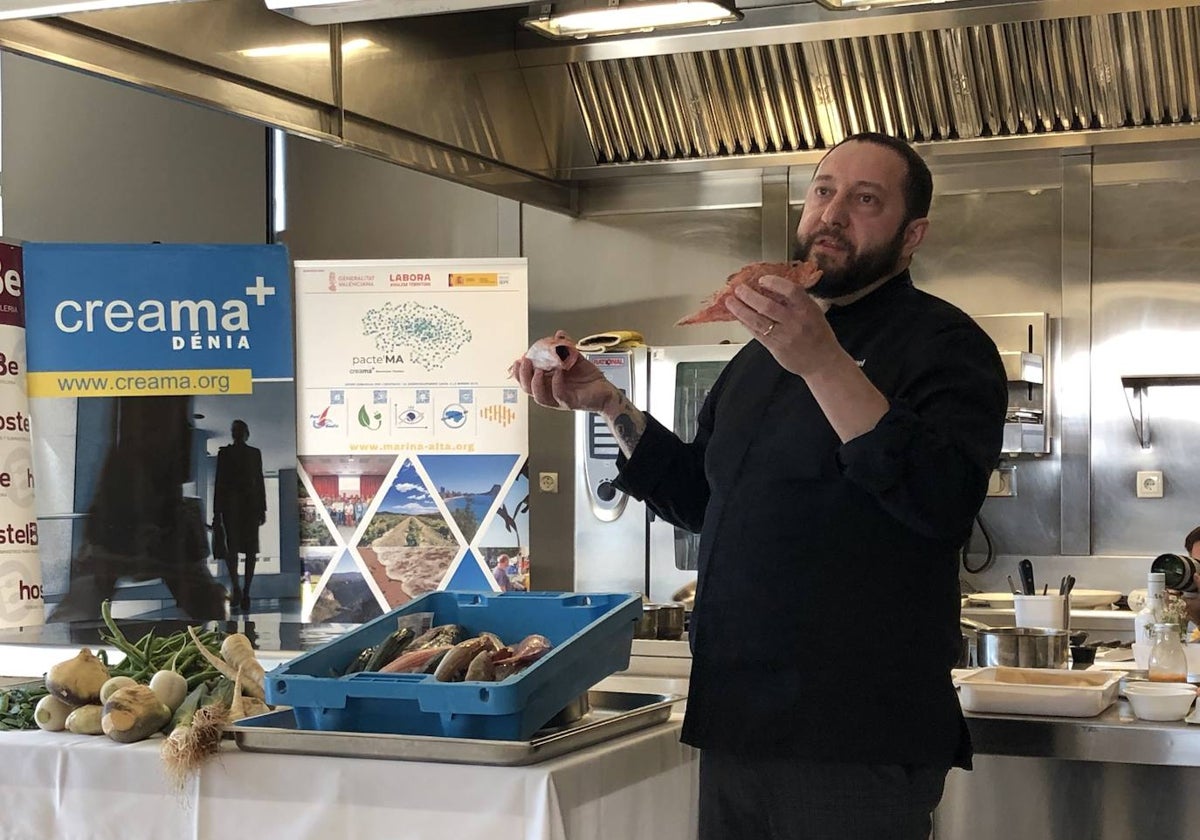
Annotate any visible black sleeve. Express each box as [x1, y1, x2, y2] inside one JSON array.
[[836, 323, 1007, 544], [610, 383, 719, 534]]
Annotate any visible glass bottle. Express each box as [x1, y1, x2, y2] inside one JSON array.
[[1135, 572, 1166, 647], [1148, 622, 1189, 682]]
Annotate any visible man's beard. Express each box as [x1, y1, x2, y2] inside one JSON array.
[[793, 223, 907, 299]]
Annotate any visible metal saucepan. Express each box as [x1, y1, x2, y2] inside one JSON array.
[[962, 619, 1069, 669]]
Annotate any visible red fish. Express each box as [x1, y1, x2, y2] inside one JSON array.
[[518, 330, 580, 372], [676, 260, 823, 326]]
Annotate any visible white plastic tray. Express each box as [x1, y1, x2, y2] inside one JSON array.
[[958, 667, 1122, 717]]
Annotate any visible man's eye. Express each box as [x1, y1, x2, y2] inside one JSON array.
[[813, 186, 831, 197], [859, 194, 877, 204]]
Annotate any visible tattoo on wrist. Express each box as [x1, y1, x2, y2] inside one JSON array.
[[609, 396, 646, 457]]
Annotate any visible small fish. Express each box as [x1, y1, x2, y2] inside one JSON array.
[[378, 645, 452, 674], [464, 649, 497, 682], [434, 636, 500, 682], [514, 331, 580, 374], [491, 634, 552, 677]]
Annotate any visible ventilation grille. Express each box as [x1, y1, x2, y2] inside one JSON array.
[[569, 7, 1200, 163]]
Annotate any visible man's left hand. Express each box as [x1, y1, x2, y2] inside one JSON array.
[[725, 275, 840, 378]]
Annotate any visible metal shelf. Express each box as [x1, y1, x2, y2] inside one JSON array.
[[1121, 374, 1200, 449]]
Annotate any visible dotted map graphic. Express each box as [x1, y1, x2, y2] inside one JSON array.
[[361, 301, 472, 370]]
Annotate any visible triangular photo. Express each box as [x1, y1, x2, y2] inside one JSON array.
[[419, 453, 519, 546], [304, 548, 383, 624], [298, 454, 395, 546], [357, 458, 459, 608], [444, 548, 499, 593], [476, 460, 530, 592]]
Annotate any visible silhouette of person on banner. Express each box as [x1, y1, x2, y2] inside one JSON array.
[[213, 419, 266, 612], [49, 396, 226, 623]]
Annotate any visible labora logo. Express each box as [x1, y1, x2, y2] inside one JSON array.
[[52, 276, 277, 352]]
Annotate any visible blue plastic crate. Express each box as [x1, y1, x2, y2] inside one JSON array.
[[266, 591, 641, 740]]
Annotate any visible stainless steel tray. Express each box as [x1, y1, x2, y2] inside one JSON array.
[[229, 690, 684, 766]]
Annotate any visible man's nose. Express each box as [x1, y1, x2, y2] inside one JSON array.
[[820, 194, 851, 227]]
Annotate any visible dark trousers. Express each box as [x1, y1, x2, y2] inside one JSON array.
[[698, 750, 949, 840]]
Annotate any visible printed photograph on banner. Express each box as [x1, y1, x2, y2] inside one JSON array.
[[297, 454, 392, 545], [304, 547, 384, 625], [22, 243, 296, 623], [358, 458, 458, 607], [419, 453, 519, 546], [476, 461, 530, 592]]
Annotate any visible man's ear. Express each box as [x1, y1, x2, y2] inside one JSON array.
[[902, 217, 929, 258]]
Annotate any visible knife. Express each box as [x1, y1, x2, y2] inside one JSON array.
[[1018, 558, 1036, 596]]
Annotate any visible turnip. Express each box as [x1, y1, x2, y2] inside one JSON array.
[[149, 670, 188, 713], [102, 684, 171, 743], [65, 704, 105, 735], [34, 694, 72, 731], [99, 676, 138, 704], [46, 649, 110, 708]]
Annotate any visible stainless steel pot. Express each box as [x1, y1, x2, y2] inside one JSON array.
[[972, 626, 1069, 669]]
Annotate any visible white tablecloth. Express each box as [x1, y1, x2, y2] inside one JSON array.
[[0, 716, 698, 840]]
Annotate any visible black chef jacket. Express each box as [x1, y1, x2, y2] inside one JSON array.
[[614, 270, 1007, 769]]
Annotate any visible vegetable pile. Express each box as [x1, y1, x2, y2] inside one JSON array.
[[0, 599, 272, 788]]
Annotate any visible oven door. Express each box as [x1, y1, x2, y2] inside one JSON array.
[[646, 344, 741, 603]]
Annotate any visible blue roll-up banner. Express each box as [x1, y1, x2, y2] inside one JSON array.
[[23, 243, 296, 622]]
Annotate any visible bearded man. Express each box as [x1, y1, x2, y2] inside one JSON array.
[[513, 132, 1008, 840]]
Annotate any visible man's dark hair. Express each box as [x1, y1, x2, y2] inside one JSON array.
[[827, 132, 933, 223], [1185, 525, 1200, 554]]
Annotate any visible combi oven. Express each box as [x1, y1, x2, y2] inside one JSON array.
[[573, 344, 741, 602]]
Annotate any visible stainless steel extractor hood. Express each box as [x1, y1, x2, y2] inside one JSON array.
[[0, 0, 1198, 214]]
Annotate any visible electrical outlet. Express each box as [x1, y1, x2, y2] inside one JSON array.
[[538, 472, 559, 494], [1136, 470, 1164, 498]]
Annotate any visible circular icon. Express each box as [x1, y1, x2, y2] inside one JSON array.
[[441, 404, 468, 429]]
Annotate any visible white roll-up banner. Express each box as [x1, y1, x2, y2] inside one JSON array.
[[0, 242, 41, 628]]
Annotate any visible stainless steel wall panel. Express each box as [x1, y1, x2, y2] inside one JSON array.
[[914, 188, 1066, 559], [1059, 154, 1093, 555], [1090, 170, 1200, 556]]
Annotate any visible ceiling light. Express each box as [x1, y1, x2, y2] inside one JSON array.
[[817, 0, 971, 8], [522, 0, 741, 40], [238, 37, 375, 58], [0, 0, 188, 21]]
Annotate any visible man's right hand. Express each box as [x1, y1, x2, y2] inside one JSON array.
[[509, 349, 620, 415]]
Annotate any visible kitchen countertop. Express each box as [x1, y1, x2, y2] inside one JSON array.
[[964, 699, 1200, 767]]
